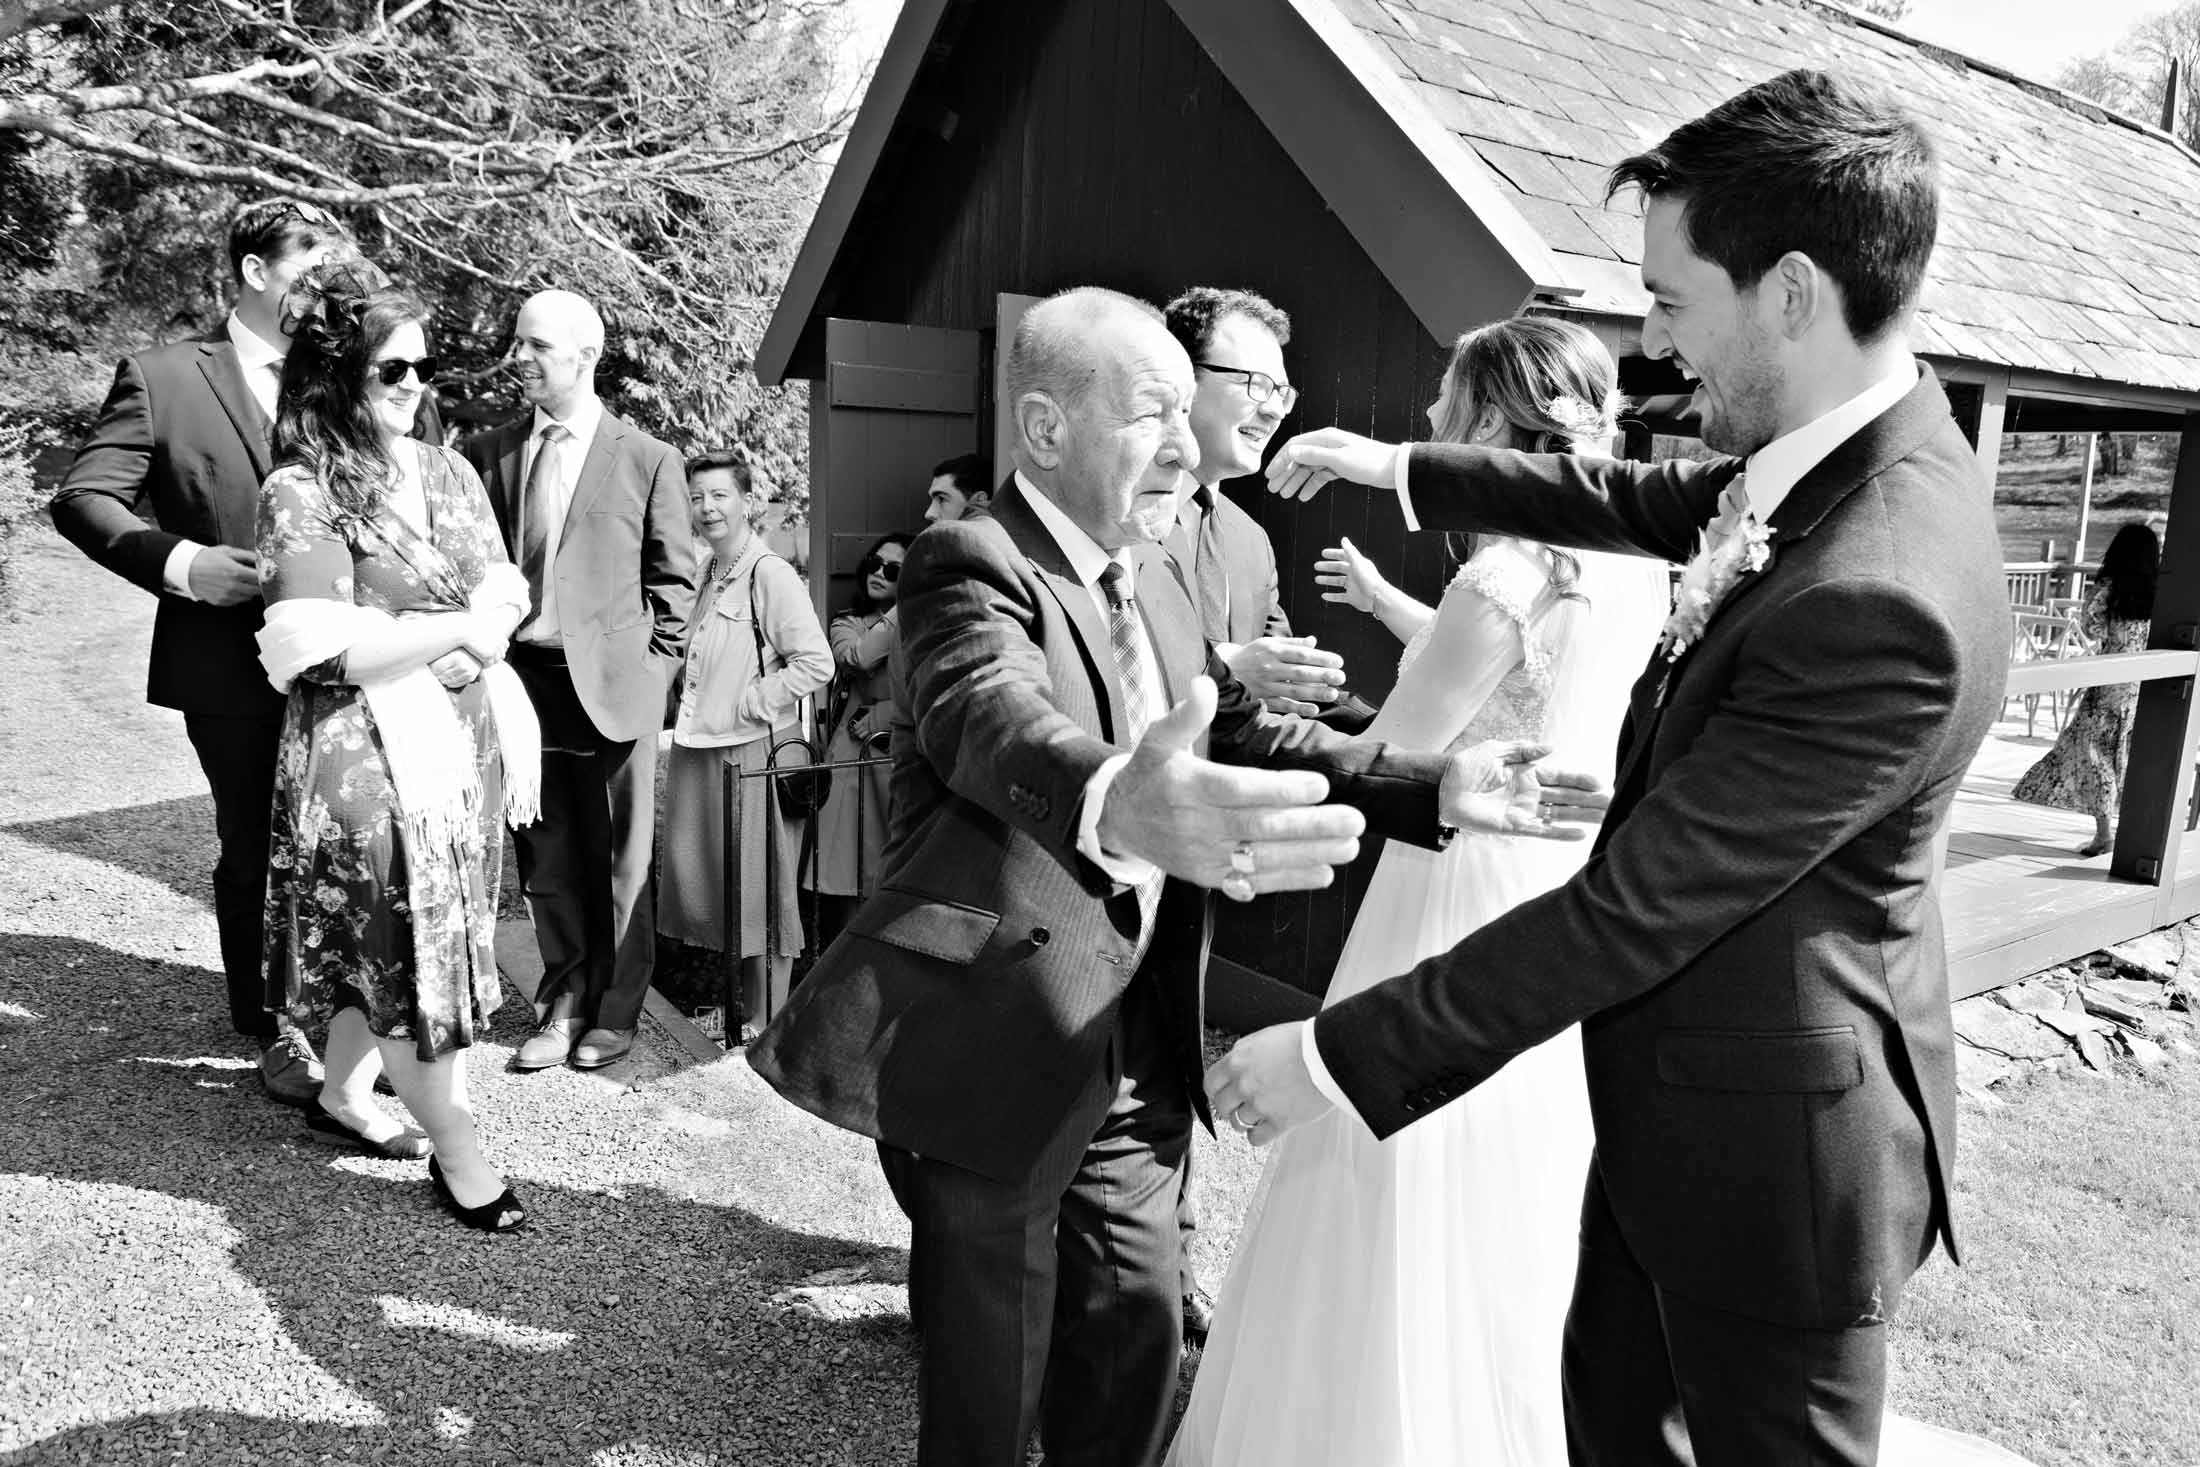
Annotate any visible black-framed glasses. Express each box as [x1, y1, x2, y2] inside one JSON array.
[[1195, 362, 1299, 413], [372, 356, 438, 386], [858, 555, 902, 583]]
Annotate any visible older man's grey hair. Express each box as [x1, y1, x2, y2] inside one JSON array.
[[1004, 287, 1164, 415]]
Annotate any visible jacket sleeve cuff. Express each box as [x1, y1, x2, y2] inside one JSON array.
[[1395, 445, 1419, 534]]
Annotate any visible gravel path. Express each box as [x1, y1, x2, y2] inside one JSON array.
[[6, 523, 1197, 1464]]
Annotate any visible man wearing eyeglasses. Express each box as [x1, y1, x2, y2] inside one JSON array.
[[1162, 289, 1373, 728], [466, 289, 698, 1075], [50, 198, 439, 1108]]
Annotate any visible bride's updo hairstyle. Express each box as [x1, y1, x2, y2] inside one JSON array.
[[273, 259, 431, 520], [1429, 315, 1627, 600]]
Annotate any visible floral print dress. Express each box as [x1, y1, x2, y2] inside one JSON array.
[[2010, 585, 2151, 822], [258, 443, 509, 1059]]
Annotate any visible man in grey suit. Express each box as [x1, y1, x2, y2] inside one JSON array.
[[465, 290, 698, 1072], [1222, 70, 2008, 1467], [749, 287, 1599, 1467]]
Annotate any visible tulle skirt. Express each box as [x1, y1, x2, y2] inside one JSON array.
[[1169, 831, 1591, 1467]]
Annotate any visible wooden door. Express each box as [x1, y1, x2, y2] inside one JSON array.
[[808, 319, 984, 624]]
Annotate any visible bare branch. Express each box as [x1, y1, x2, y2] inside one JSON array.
[[0, 58, 324, 128], [0, 0, 124, 46]]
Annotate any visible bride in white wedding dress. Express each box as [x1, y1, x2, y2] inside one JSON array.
[[1167, 318, 2036, 1467]]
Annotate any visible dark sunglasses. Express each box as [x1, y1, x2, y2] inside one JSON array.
[[372, 356, 439, 387], [858, 555, 902, 582]]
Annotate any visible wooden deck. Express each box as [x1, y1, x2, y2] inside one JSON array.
[[1944, 711, 2198, 998]]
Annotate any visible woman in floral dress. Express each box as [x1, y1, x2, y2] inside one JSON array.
[[256, 264, 538, 1232], [2011, 521, 2159, 855]]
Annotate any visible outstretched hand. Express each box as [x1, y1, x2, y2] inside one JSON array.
[[1205, 1023, 1332, 1147], [1096, 676, 1366, 900], [1265, 428, 1403, 503], [1439, 740, 1611, 841]]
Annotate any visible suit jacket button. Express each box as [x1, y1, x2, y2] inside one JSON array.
[[1029, 927, 1050, 947]]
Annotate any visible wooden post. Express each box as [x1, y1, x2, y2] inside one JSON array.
[[2163, 57, 2185, 138], [2111, 412, 2200, 914], [1973, 371, 2009, 489], [2075, 433, 2097, 565]]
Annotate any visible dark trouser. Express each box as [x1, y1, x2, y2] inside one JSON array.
[[510, 650, 657, 1032], [1562, 1163, 1888, 1467], [1177, 1146, 1200, 1297], [183, 712, 285, 1042], [879, 977, 1190, 1467]]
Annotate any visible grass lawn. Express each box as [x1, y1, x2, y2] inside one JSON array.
[[1888, 1059, 2200, 1465]]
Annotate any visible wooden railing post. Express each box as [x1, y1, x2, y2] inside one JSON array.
[[2111, 412, 2200, 917]]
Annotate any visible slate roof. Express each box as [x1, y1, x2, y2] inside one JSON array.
[[1326, 0, 2200, 395]]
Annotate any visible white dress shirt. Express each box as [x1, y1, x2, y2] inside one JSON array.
[[514, 395, 604, 646], [162, 314, 289, 598], [1014, 472, 1168, 888], [1321, 361, 1923, 1127]]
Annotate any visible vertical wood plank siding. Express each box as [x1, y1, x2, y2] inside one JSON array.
[[826, 0, 1459, 997]]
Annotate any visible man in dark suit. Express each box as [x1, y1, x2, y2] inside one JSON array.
[[1161, 287, 1377, 725], [466, 289, 697, 1073], [1220, 71, 2009, 1467], [920, 451, 991, 524], [51, 199, 360, 1105], [748, 287, 1598, 1467]]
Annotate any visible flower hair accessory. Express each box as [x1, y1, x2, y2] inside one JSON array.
[[278, 258, 387, 354], [1544, 388, 1623, 443]]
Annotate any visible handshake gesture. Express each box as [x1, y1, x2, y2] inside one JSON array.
[[1096, 677, 1608, 902]]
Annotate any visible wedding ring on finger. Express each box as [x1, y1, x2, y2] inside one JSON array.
[[1229, 841, 1258, 876], [1230, 1107, 1258, 1133], [1221, 872, 1255, 903]]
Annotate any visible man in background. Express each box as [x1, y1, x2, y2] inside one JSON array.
[[922, 451, 992, 524]]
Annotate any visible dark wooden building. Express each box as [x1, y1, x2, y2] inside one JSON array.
[[760, 0, 2200, 1017]]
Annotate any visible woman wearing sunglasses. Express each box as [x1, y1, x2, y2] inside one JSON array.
[[806, 531, 910, 949], [253, 262, 539, 1232]]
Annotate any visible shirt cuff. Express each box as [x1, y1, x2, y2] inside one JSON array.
[[162, 540, 208, 600], [1393, 445, 1419, 534], [1300, 1019, 1370, 1134], [1079, 752, 1160, 886]]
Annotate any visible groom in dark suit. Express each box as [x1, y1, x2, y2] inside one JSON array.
[[466, 289, 697, 1073], [748, 287, 1595, 1467], [1219, 71, 2009, 1466], [49, 199, 391, 1105]]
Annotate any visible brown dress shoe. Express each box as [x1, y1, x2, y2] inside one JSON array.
[[572, 1026, 636, 1069], [1182, 1284, 1217, 1345], [513, 1017, 580, 1071], [258, 1033, 324, 1108]]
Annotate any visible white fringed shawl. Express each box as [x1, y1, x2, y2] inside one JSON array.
[[257, 562, 542, 859]]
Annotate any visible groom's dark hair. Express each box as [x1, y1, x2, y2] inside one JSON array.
[[1606, 69, 1937, 344]]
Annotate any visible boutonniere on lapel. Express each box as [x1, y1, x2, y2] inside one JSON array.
[[1658, 478, 1773, 664]]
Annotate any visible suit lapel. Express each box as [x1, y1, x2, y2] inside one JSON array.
[[196, 341, 273, 485], [989, 481, 1132, 744], [1602, 368, 1957, 832], [1134, 542, 1202, 707], [561, 410, 621, 546]]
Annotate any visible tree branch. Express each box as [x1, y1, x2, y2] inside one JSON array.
[[0, 0, 124, 46], [0, 57, 324, 127]]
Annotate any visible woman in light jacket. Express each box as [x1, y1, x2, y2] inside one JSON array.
[[658, 449, 832, 1034]]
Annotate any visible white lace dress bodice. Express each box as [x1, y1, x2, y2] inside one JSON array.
[[1386, 539, 1563, 757]]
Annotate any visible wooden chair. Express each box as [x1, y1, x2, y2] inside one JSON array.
[[2008, 608, 2091, 737]]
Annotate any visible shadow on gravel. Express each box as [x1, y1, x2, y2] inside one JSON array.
[[0, 934, 919, 1466], [4, 795, 220, 907]]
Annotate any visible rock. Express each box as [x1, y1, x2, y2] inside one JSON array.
[[1954, 1042, 2017, 1092], [1996, 980, 2069, 1014], [2091, 976, 2169, 1008], [1956, 1079, 2007, 1108], [2034, 1008, 2113, 1040], [2077, 1029, 2114, 1072], [2119, 1033, 2168, 1071], [2081, 988, 2150, 1031], [2107, 930, 2181, 983], [1952, 999, 2070, 1061]]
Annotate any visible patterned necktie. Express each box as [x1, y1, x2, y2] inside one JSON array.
[[1707, 472, 1753, 549], [518, 422, 570, 629], [1190, 486, 1231, 642], [1098, 561, 1164, 944]]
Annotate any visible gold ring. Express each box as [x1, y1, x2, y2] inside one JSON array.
[[1230, 1107, 1258, 1132], [1229, 841, 1257, 875]]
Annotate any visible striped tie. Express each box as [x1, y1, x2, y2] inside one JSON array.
[[1098, 561, 1164, 949]]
